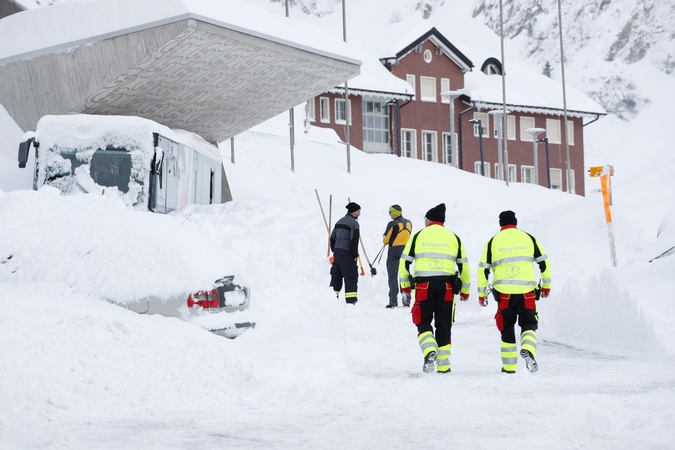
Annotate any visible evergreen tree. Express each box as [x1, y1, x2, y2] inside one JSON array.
[[542, 61, 553, 78]]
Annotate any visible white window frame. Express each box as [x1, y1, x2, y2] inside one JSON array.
[[423, 49, 433, 63], [320, 97, 330, 123], [420, 76, 436, 103], [334, 98, 352, 125], [406, 74, 416, 100], [474, 161, 490, 177], [492, 115, 515, 140], [507, 164, 517, 182], [521, 166, 535, 184], [566, 120, 575, 146], [568, 169, 576, 193], [546, 118, 561, 144], [421, 130, 437, 162], [473, 112, 489, 138], [550, 168, 563, 190], [401, 129, 417, 159], [440, 78, 450, 104], [520, 117, 535, 141], [442, 132, 457, 166], [307, 99, 315, 122]]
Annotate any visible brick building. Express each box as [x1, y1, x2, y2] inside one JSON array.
[[309, 27, 606, 195]]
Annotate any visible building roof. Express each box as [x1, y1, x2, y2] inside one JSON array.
[[0, 0, 361, 143]]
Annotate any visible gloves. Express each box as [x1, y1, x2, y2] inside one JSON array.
[[541, 288, 550, 298], [329, 256, 334, 265], [459, 292, 470, 301], [478, 295, 488, 307], [401, 286, 412, 296]]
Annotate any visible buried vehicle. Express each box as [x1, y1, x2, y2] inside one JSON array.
[[14, 114, 253, 337], [125, 276, 255, 339], [17, 114, 232, 212]]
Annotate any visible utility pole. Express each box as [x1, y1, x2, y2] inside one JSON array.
[[498, 0, 509, 187], [342, 0, 351, 174], [285, 0, 295, 172], [557, 0, 572, 193]]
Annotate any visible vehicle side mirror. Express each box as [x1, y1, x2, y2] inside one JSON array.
[[18, 138, 35, 169]]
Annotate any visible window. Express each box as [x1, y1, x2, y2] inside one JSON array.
[[406, 74, 416, 100], [566, 120, 575, 146], [520, 117, 535, 141], [307, 99, 315, 122], [472, 112, 489, 138], [362, 99, 390, 153], [522, 166, 535, 184], [550, 168, 563, 190], [440, 78, 450, 103], [546, 118, 561, 144], [423, 49, 433, 63], [475, 161, 490, 177], [492, 114, 516, 140], [507, 115, 516, 140], [335, 98, 351, 125], [422, 131, 437, 162], [320, 97, 330, 123], [508, 164, 517, 182], [420, 76, 436, 102], [401, 129, 416, 158], [568, 169, 576, 193], [442, 132, 457, 165]]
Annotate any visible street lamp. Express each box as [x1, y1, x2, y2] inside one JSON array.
[[440, 90, 462, 167], [385, 99, 401, 157], [468, 119, 485, 176], [536, 137, 551, 189], [489, 109, 510, 181], [525, 127, 546, 185]]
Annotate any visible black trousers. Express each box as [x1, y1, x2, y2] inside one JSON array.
[[493, 290, 538, 344], [330, 248, 358, 300], [411, 278, 454, 347]]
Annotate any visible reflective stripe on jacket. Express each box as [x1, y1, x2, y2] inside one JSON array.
[[477, 226, 551, 295], [398, 223, 470, 295]]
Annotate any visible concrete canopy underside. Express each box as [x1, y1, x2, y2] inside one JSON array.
[[0, 17, 359, 143]]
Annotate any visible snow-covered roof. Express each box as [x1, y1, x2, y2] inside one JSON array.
[[0, 0, 361, 144], [0, 0, 360, 65], [460, 46, 607, 118]]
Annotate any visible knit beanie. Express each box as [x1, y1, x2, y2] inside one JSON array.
[[499, 210, 517, 226], [425, 203, 446, 223], [389, 204, 402, 217], [346, 202, 361, 213]]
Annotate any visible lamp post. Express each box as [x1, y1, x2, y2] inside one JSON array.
[[525, 127, 546, 185], [537, 137, 551, 189], [488, 109, 510, 181], [385, 99, 401, 157], [440, 90, 462, 167], [468, 119, 485, 176]]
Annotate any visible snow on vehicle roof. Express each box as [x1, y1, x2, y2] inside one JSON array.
[[34, 114, 219, 160]]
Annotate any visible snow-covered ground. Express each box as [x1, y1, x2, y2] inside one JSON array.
[[1, 101, 674, 448]]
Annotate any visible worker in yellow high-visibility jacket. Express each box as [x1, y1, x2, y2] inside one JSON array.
[[399, 203, 470, 374], [477, 210, 552, 374]]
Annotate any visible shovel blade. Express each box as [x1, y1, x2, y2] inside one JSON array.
[[370, 267, 377, 276]]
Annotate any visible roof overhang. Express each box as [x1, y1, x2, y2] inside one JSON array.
[[0, 13, 360, 143], [472, 101, 608, 120]]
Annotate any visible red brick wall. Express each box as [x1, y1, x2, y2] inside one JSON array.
[[310, 92, 363, 149], [389, 40, 465, 162]]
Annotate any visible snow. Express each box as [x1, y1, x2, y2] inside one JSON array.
[[1, 0, 675, 449]]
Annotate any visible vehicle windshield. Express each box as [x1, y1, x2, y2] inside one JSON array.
[[90, 147, 132, 193]]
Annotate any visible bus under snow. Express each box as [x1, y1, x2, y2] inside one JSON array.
[[18, 114, 232, 212]]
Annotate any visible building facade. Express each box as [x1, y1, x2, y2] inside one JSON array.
[[310, 27, 605, 196]]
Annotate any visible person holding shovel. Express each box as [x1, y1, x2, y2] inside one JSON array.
[[382, 204, 412, 308], [330, 202, 361, 304]]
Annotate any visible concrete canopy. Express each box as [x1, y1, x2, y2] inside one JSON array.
[[0, 1, 360, 144]]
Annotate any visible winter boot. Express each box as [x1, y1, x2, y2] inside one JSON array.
[[423, 351, 437, 373], [520, 349, 538, 373]]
